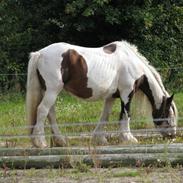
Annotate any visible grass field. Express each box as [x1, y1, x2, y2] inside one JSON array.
[[0, 91, 183, 147], [0, 91, 183, 182]]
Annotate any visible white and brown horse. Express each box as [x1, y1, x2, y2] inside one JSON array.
[[26, 41, 178, 148]]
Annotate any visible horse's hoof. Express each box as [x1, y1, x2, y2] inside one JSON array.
[[51, 136, 67, 147], [119, 133, 138, 144], [91, 135, 108, 146], [32, 140, 48, 148], [31, 137, 48, 148]]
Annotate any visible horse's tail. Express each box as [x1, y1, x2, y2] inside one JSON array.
[[26, 52, 42, 135]]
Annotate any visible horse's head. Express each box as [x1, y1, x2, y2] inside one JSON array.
[[152, 94, 177, 139]]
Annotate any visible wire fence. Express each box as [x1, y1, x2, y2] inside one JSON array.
[[0, 113, 183, 141], [0, 65, 183, 92], [0, 71, 183, 148]]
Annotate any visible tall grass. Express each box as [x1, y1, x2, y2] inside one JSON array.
[[0, 91, 182, 146]]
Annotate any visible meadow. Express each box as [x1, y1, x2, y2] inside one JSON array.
[[0, 91, 182, 147], [0, 91, 183, 182]]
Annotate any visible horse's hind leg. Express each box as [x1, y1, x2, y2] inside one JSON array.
[[32, 88, 61, 148], [48, 105, 66, 147], [92, 97, 115, 145]]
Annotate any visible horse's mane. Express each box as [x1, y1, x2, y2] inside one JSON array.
[[122, 41, 166, 94], [121, 40, 178, 120]]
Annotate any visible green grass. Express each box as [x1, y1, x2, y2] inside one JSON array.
[[174, 92, 183, 126], [0, 91, 182, 181], [0, 91, 183, 146], [112, 170, 140, 177]]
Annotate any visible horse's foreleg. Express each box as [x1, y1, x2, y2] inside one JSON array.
[[32, 89, 60, 148], [48, 105, 66, 147], [92, 97, 115, 145], [119, 90, 138, 143]]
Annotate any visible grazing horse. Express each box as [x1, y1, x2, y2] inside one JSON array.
[[26, 41, 177, 148]]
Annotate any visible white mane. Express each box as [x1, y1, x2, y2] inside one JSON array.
[[121, 41, 166, 94], [121, 40, 178, 120]]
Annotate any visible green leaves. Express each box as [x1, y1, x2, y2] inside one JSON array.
[[104, 6, 121, 25], [0, 0, 182, 91]]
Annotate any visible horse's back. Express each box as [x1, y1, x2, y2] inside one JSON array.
[[36, 41, 145, 100], [60, 43, 120, 100]]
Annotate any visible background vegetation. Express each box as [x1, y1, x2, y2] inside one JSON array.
[[0, 0, 182, 91]]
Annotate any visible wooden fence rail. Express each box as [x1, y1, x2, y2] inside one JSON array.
[[0, 143, 183, 169]]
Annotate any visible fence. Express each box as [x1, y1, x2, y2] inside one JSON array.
[[0, 66, 183, 92], [0, 72, 183, 168]]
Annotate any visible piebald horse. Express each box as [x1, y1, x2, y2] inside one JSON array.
[[26, 41, 177, 148]]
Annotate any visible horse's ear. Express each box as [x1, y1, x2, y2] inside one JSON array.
[[169, 93, 174, 101], [166, 94, 174, 109]]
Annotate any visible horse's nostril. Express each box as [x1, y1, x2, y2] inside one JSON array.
[[168, 133, 176, 139], [171, 134, 176, 139], [163, 132, 176, 139]]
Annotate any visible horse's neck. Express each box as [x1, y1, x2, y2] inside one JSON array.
[[141, 72, 165, 110]]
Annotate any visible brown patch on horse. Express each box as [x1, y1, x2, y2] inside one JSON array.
[[103, 43, 117, 54], [61, 49, 92, 99]]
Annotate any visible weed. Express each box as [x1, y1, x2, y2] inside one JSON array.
[[72, 161, 91, 173]]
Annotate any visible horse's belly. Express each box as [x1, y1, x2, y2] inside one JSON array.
[[86, 69, 118, 101], [64, 75, 118, 101], [64, 78, 117, 101]]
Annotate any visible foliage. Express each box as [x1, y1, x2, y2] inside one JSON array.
[[0, 0, 182, 91]]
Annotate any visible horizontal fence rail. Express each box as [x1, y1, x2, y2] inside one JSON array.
[[0, 66, 183, 76], [0, 118, 182, 140], [0, 70, 183, 169], [0, 144, 183, 168], [0, 66, 183, 86], [0, 117, 182, 130]]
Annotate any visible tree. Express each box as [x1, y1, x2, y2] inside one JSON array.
[[0, 0, 182, 91]]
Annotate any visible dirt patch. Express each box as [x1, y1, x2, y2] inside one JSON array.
[[0, 167, 183, 183]]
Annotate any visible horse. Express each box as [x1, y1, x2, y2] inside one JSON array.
[[26, 40, 178, 148]]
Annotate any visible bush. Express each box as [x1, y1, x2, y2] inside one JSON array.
[[0, 0, 182, 91]]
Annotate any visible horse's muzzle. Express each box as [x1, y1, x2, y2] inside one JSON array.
[[162, 132, 176, 139]]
